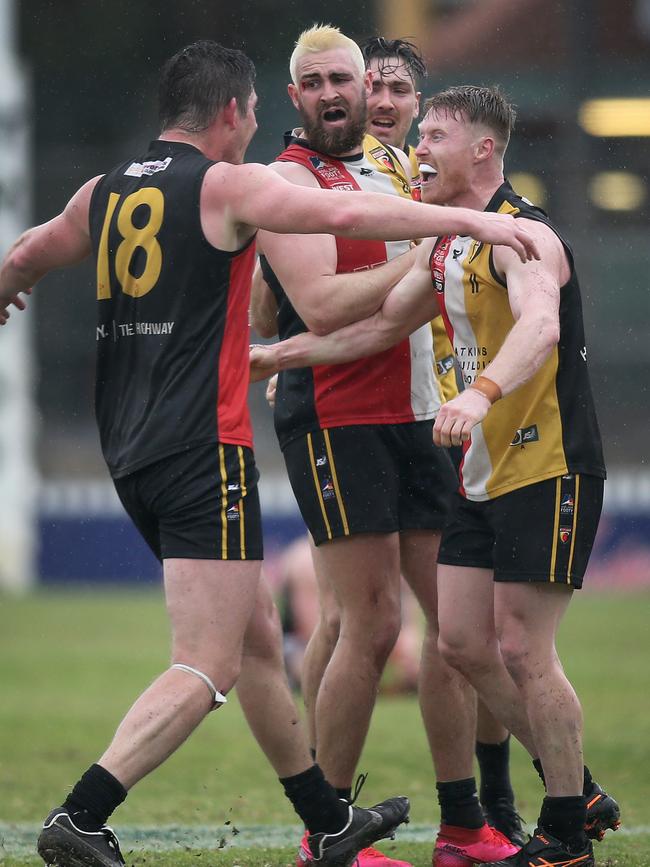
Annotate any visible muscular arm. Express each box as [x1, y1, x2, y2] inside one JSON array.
[[202, 161, 540, 263], [249, 259, 279, 338], [258, 161, 417, 335], [250, 239, 439, 381], [0, 176, 99, 323], [433, 219, 565, 447]]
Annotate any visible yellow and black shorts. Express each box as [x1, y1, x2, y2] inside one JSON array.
[[282, 421, 456, 546], [437, 473, 604, 589], [113, 443, 262, 562]]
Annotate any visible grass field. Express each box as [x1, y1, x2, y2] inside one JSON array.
[[1, 589, 649, 866]]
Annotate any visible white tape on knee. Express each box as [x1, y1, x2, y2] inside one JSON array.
[[171, 663, 228, 708]]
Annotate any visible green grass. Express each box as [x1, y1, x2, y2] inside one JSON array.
[[1, 589, 649, 865]]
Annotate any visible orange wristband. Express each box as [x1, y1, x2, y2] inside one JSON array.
[[470, 375, 502, 404]]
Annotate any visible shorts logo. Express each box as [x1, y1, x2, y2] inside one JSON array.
[[321, 478, 336, 500], [436, 354, 455, 376], [226, 503, 241, 522], [368, 145, 396, 172], [227, 483, 240, 492], [316, 455, 328, 467], [559, 527, 572, 544], [510, 424, 539, 448], [560, 493, 574, 514]]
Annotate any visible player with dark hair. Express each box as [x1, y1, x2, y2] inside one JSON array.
[[0, 42, 540, 867], [251, 84, 620, 867]]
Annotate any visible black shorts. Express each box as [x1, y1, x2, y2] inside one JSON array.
[[114, 443, 263, 562], [437, 473, 603, 589], [282, 422, 457, 546]]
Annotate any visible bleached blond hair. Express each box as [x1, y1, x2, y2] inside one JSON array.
[[289, 24, 366, 85]]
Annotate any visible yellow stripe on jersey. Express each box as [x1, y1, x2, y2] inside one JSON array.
[[237, 445, 246, 560], [549, 477, 562, 582], [323, 429, 350, 536], [567, 474, 581, 583], [218, 445, 229, 559], [363, 134, 412, 199], [307, 433, 333, 542]]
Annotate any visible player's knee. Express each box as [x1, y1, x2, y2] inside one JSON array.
[[366, 611, 402, 665], [321, 608, 341, 646], [171, 651, 242, 696], [437, 629, 485, 674]]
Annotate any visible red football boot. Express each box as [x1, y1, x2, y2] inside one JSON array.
[[433, 823, 520, 867]]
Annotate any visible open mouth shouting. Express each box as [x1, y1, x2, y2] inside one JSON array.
[[322, 106, 348, 125], [419, 163, 438, 185]]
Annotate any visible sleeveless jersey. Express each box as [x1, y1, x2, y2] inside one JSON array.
[[405, 144, 458, 404], [430, 180, 606, 501], [89, 139, 255, 478], [268, 132, 440, 449]]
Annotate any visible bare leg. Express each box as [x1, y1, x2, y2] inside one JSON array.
[[312, 533, 402, 789], [495, 583, 582, 796], [476, 702, 509, 745], [400, 530, 477, 782], [301, 538, 340, 752], [99, 558, 260, 788], [437, 565, 538, 757], [236, 575, 313, 778]]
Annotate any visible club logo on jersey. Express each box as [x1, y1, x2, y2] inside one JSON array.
[[436, 354, 455, 376], [309, 156, 346, 182], [360, 167, 373, 176], [452, 248, 463, 260], [468, 241, 484, 264], [431, 235, 453, 293], [226, 503, 241, 521], [368, 145, 396, 173], [561, 493, 575, 514], [321, 478, 336, 500], [509, 424, 540, 448], [124, 156, 172, 177], [559, 527, 572, 544]]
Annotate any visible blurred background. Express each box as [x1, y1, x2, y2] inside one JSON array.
[[0, 0, 649, 590]]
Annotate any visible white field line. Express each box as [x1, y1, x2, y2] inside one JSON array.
[[1, 823, 648, 857]]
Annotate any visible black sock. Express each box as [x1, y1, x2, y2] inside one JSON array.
[[336, 786, 352, 803], [532, 757, 546, 788], [280, 764, 349, 835], [538, 795, 587, 846], [437, 778, 485, 829], [63, 764, 127, 830], [476, 737, 514, 807]]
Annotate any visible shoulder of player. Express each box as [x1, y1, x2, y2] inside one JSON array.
[[66, 175, 105, 227], [268, 159, 320, 187], [494, 215, 566, 271]]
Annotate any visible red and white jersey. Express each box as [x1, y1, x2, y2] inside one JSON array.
[[268, 132, 440, 449]]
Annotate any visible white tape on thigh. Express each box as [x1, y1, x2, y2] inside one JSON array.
[[171, 663, 227, 707]]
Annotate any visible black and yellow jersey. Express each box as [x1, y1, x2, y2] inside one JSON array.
[[89, 140, 256, 478], [430, 180, 605, 501]]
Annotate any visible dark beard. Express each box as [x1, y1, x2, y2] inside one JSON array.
[[300, 100, 368, 156]]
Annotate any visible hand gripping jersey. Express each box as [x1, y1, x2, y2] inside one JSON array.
[[267, 132, 440, 450], [89, 140, 256, 478], [430, 181, 606, 502], [405, 144, 458, 404]]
